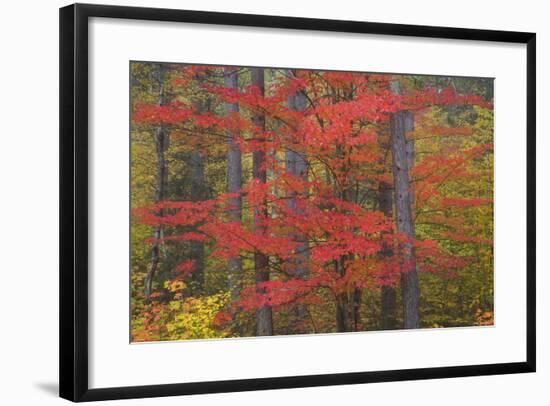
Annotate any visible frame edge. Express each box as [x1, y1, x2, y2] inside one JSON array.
[[60, 3, 91, 402], [60, 3, 537, 401], [526, 33, 536, 372], [59, 3, 77, 402]]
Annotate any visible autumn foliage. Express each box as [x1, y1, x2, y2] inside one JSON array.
[[130, 63, 494, 341]]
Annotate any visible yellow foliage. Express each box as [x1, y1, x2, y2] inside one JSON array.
[[164, 280, 187, 292], [132, 292, 232, 342], [164, 293, 231, 340]]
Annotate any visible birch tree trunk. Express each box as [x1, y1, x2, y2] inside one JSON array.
[[224, 68, 243, 329], [144, 64, 167, 300], [251, 67, 273, 336], [389, 82, 420, 328]]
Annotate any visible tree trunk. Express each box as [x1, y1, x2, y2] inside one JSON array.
[[404, 111, 415, 204], [251, 67, 273, 336], [286, 71, 310, 333], [346, 184, 362, 332], [187, 95, 208, 296], [336, 298, 349, 332], [352, 288, 362, 331], [378, 180, 397, 329], [188, 150, 206, 295], [334, 257, 358, 332], [390, 94, 420, 329], [335, 188, 358, 333], [144, 64, 168, 300], [332, 86, 362, 333], [224, 68, 243, 329]]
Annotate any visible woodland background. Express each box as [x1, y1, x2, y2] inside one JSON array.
[[130, 63, 494, 341]]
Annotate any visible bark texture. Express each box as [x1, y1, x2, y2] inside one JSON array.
[[333, 88, 363, 333], [390, 105, 420, 329], [378, 180, 397, 330], [286, 81, 309, 277], [187, 94, 209, 295], [144, 65, 168, 300], [188, 154, 206, 294], [335, 184, 359, 332], [224, 68, 243, 309], [251, 67, 273, 336], [286, 71, 310, 332]]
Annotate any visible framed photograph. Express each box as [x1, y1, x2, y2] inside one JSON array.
[[59, 3, 536, 402]]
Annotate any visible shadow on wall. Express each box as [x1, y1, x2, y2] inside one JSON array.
[[34, 382, 58, 397]]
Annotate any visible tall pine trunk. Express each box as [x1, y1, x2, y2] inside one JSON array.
[[251, 67, 273, 336], [144, 64, 168, 300], [224, 68, 243, 328], [389, 82, 420, 328]]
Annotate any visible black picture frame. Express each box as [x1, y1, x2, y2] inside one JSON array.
[[59, 3, 536, 402]]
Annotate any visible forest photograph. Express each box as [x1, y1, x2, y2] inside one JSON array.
[[130, 62, 494, 342]]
